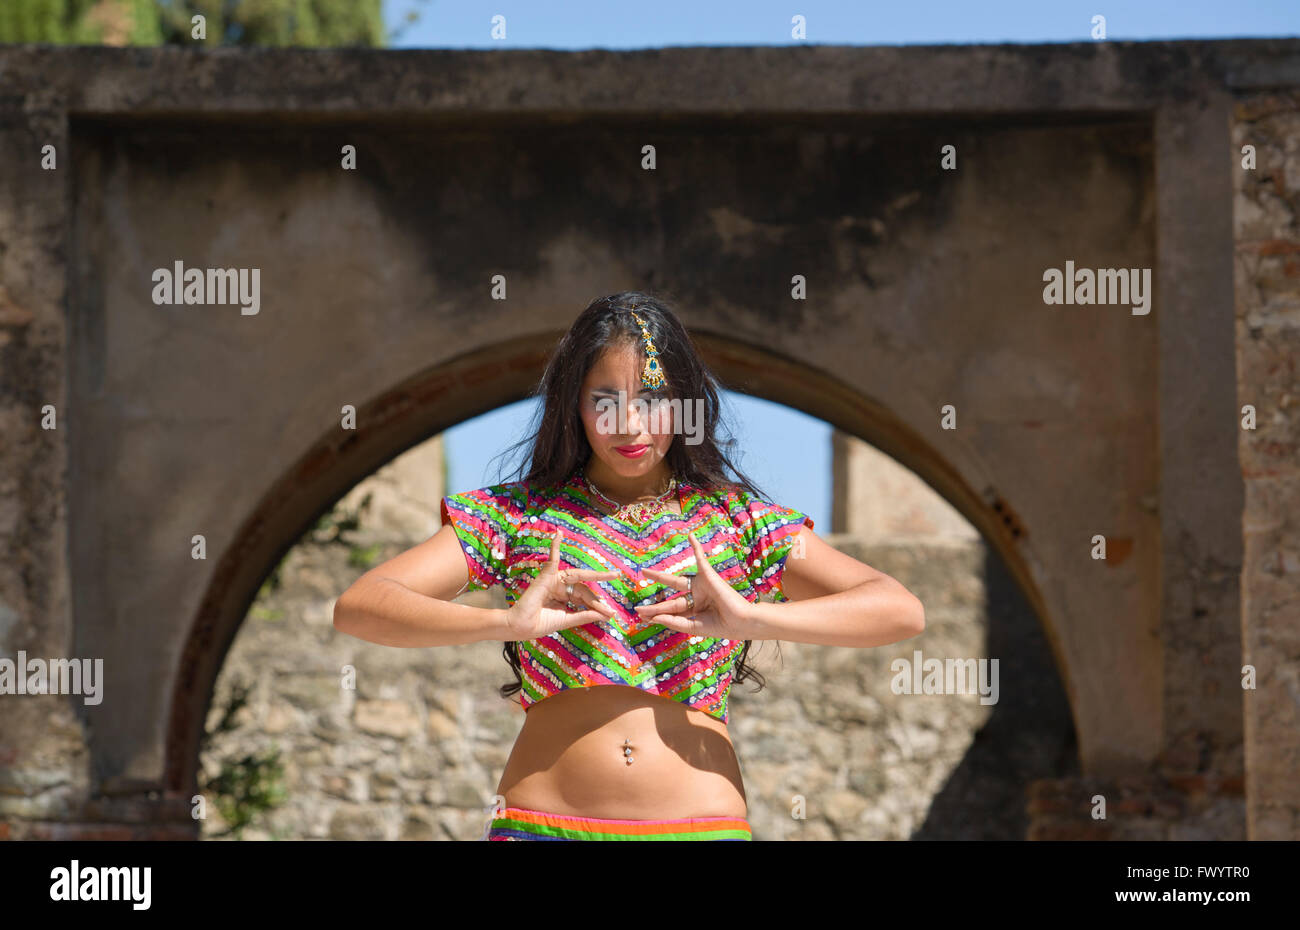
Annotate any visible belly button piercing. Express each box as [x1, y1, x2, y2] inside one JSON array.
[[623, 738, 634, 765]]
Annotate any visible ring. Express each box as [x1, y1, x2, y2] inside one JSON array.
[[566, 583, 575, 611]]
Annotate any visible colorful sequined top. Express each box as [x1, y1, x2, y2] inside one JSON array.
[[439, 469, 813, 724]]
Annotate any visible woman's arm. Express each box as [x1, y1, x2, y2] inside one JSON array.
[[744, 526, 925, 648], [332, 524, 516, 648]]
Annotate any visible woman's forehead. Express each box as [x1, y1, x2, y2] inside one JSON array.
[[583, 345, 644, 383]]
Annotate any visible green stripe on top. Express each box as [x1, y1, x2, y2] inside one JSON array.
[[445, 470, 810, 724]]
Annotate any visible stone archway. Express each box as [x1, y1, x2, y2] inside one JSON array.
[[165, 332, 1067, 807]]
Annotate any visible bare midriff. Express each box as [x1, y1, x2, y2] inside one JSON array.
[[494, 496, 746, 821], [494, 684, 748, 820]]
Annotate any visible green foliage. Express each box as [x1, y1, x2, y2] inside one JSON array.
[[0, 0, 385, 46], [249, 547, 288, 620], [310, 491, 381, 568], [347, 542, 383, 569], [123, 0, 163, 43], [155, 0, 385, 47], [0, 0, 96, 42], [247, 490, 378, 622], [198, 677, 288, 839], [310, 490, 372, 542], [249, 601, 285, 622], [205, 744, 288, 839]]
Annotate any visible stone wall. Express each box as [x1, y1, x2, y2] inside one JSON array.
[[1232, 90, 1300, 841]]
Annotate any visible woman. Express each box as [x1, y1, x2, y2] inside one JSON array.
[[332, 292, 926, 840]]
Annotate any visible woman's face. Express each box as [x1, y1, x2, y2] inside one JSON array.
[[579, 343, 676, 480]]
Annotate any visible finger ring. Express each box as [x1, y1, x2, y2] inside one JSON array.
[[566, 583, 575, 611]]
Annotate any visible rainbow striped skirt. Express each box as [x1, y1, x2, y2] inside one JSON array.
[[484, 806, 753, 841]]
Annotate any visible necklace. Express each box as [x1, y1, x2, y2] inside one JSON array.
[[582, 468, 678, 525]]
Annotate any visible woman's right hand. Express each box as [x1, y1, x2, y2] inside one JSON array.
[[503, 528, 621, 639]]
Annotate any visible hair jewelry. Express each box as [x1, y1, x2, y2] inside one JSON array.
[[627, 309, 666, 390]]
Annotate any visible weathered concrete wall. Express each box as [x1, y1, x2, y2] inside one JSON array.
[[0, 39, 1291, 839], [66, 100, 1162, 792]]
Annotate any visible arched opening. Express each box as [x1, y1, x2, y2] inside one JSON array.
[[168, 332, 1075, 837]]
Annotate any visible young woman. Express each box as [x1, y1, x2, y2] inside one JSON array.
[[333, 292, 925, 841]]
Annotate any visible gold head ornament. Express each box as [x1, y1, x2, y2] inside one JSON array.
[[626, 308, 666, 390]]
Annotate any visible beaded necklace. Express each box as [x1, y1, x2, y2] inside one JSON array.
[[582, 468, 678, 526]]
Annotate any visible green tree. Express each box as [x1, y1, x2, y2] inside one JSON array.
[[0, 0, 385, 47], [155, 0, 384, 47], [0, 0, 100, 43]]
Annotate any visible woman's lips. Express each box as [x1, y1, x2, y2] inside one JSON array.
[[615, 444, 649, 458]]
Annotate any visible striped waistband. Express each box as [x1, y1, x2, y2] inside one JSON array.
[[485, 806, 752, 840]]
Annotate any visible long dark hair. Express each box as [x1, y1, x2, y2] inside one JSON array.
[[489, 290, 780, 703]]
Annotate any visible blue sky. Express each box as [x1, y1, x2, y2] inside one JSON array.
[[384, 1, 1299, 48], [446, 393, 828, 529], [384, 1, 1299, 532]]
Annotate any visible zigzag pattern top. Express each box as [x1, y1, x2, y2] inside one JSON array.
[[439, 469, 813, 723]]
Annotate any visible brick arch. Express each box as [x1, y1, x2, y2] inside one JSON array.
[[164, 331, 1062, 801]]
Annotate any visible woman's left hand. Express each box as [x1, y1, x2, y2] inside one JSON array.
[[634, 529, 756, 638]]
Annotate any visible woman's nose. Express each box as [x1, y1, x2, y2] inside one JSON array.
[[625, 400, 646, 433]]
